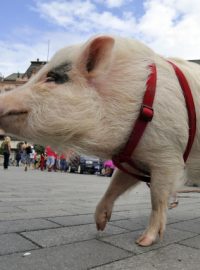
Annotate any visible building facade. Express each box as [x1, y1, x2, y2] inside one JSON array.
[[0, 59, 46, 94]]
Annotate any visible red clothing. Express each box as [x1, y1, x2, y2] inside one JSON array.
[[60, 154, 66, 160], [45, 146, 55, 157], [54, 152, 58, 159], [40, 154, 45, 171]]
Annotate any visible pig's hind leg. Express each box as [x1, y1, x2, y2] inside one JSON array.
[[136, 165, 184, 246], [95, 169, 138, 231]]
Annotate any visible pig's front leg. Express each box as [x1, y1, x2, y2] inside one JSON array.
[[95, 169, 138, 230], [136, 165, 184, 246]]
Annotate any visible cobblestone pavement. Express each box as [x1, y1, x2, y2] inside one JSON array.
[[0, 167, 200, 270]]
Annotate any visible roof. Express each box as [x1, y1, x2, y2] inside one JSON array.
[[189, 59, 200, 65], [4, 73, 23, 81], [23, 59, 47, 79]]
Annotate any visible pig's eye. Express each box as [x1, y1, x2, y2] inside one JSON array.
[[46, 71, 69, 84]]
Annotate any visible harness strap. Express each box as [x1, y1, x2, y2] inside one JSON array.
[[168, 61, 196, 162], [121, 64, 156, 158], [112, 64, 156, 182], [112, 61, 196, 182]]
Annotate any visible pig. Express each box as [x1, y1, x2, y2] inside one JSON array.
[[0, 35, 200, 246]]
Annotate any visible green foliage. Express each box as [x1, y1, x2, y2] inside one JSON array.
[[34, 144, 45, 154]]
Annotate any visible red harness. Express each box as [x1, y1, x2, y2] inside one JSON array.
[[112, 61, 196, 182]]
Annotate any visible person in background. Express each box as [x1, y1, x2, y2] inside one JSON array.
[[39, 152, 45, 171], [103, 160, 115, 177], [29, 145, 35, 169], [2, 136, 11, 169], [45, 146, 55, 172], [44, 153, 47, 170], [22, 142, 32, 171], [15, 148, 21, 167], [34, 152, 41, 169], [53, 152, 58, 172], [60, 153, 68, 172]]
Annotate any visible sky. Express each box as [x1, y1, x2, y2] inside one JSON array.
[[0, 0, 200, 77]]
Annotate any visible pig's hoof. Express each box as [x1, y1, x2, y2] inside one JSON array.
[[95, 204, 112, 231], [136, 234, 156, 247], [95, 212, 108, 231]]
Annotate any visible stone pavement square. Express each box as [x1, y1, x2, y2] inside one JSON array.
[[109, 217, 146, 231], [21, 223, 128, 248], [99, 227, 197, 254], [0, 240, 131, 270], [169, 217, 200, 234], [179, 234, 200, 249], [47, 212, 127, 227], [0, 218, 59, 234], [0, 167, 200, 270], [93, 244, 200, 270], [0, 233, 39, 255]]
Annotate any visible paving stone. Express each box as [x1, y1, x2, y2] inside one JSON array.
[[167, 209, 200, 224], [93, 244, 200, 270], [0, 233, 39, 255], [17, 203, 77, 212], [113, 205, 151, 215], [0, 218, 60, 234], [109, 218, 145, 231], [47, 214, 95, 226], [0, 206, 25, 213], [0, 200, 44, 207], [99, 227, 197, 253], [179, 235, 200, 249], [0, 210, 76, 221], [0, 239, 131, 270], [47, 213, 126, 226], [169, 218, 200, 234], [113, 209, 149, 220], [21, 223, 128, 247]]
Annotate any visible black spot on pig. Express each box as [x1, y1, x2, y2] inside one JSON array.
[[46, 62, 72, 84]]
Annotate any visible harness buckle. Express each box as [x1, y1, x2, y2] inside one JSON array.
[[140, 105, 154, 122]]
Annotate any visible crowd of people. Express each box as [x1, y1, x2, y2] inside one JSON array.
[[1, 139, 114, 176], [1, 137, 69, 172], [16, 144, 70, 172]]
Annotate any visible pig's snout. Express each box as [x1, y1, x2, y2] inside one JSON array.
[[0, 96, 28, 117], [0, 92, 29, 136]]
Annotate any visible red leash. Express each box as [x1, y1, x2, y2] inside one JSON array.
[[112, 61, 196, 182]]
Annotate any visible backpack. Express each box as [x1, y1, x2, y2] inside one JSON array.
[[2, 142, 9, 154]]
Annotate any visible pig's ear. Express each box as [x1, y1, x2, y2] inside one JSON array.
[[78, 36, 115, 78]]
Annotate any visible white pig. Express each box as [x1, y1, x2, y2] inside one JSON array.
[[0, 35, 200, 246]]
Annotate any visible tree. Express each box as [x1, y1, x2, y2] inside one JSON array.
[[34, 144, 45, 154]]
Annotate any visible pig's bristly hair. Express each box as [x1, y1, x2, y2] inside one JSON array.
[[20, 36, 199, 165], [27, 84, 106, 154], [25, 38, 161, 159]]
